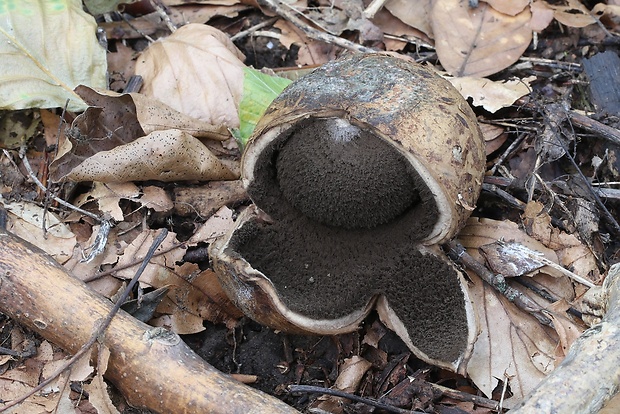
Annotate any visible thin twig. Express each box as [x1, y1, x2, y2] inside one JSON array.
[[499, 238, 596, 289], [12, 147, 102, 224], [288, 384, 424, 414], [231, 17, 279, 41], [258, 0, 376, 53], [430, 382, 502, 410], [490, 132, 528, 174], [120, 13, 156, 42], [363, 0, 388, 19], [0, 229, 168, 412], [149, 0, 176, 34], [552, 123, 620, 238], [445, 241, 553, 326], [517, 57, 582, 71]]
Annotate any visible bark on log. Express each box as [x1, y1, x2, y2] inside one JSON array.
[[0, 230, 298, 414], [511, 263, 620, 413]]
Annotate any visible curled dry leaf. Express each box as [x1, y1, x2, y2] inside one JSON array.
[[136, 24, 246, 128], [486, 0, 529, 16], [384, 0, 433, 38], [75, 85, 230, 140], [480, 122, 507, 155], [448, 76, 535, 113], [545, 300, 584, 359], [432, 0, 532, 77], [548, 0, 596, 28], [275, 20, 338, 66], [530, 0, 556, 32], [61, 129, 238, 183], [371, 8, 433, 51], [311, 355, 373, 412], [51, 86, 234, 183], [49, 89, 145, 182], [73, 182, 141, 221], [129, 92, 229, 140]]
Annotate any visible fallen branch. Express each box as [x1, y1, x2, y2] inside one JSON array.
[[0, 229, 298, 414], [511, 263, 620, 413]]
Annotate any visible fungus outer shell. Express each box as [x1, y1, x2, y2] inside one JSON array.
[[242, 53, 486, 245], [209, 54, 485, 373], [210, 205, 377, 335]]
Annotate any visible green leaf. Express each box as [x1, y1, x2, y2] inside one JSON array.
[[236, 67, 292, 149], [0, 0, 107, 111]]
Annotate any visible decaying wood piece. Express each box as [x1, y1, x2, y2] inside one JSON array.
[[582, 51, 620, 116], [0, 230, 298, 414], [511, 263, 620, 413]]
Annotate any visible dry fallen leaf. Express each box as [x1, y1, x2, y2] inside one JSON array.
[[545, 300, 584, 359], [458, 217, 583, 404], [1, 199, 76, 264], [51, 85, 236, 183], [371, 8, 433, 51], [530, 0, 556, 32], [129, 92, 229, 140], [154, 266, 243, 333], [547, 0, 596, 28], [0, 340, 78, 413], [136, 24, 246, 127], [486, 0, 529, 16], [75, 86, 230, 140], [384, 0, 433, 38], [84, 345, 120, 414], [60, 129, 238, 183], [167, 4, 251, 26], [448, 76, 535, 113], [479, 122, 507, 155], [522, 201, 601, 283], [188, 206, 236, 244], [459, 217, 562, 277], [0, 0, 107, 111], [432, 0, 532, 77], [275, 19, 338, 66], [465, 274, 556, 407], [64, 224, 125, 298]]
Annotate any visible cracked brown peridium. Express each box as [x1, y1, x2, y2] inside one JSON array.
[[209, 53, 485, 374]]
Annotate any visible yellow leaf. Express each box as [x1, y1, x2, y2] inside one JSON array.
[[0, 0, 107, 111]]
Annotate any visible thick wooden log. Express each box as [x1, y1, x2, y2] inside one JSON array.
[[0, 230, 298, 414]]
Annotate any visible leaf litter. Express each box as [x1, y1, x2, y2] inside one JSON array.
[[1, 0, 620, 413]]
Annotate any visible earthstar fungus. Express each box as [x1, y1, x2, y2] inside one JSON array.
[[210, 54, 485, 373]]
